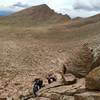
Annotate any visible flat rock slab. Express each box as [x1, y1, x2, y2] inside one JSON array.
[[38, 81, 63, 94], [74, 91, 100, 100], [63, 73, 77, 85]]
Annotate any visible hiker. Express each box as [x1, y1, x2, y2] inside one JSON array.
[[47, 74, 57, 84], [32, 78, 43, 97]]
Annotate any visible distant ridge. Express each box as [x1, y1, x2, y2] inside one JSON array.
[[72, 17, 83, 20], [0, 10, 13, 16], [0, 4, 71, 26], [66, 13, 100, 28]]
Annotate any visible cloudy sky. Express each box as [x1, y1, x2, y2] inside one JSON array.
[[0, 0, 100, 18]]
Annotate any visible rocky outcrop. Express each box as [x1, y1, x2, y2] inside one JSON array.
[[37, 78, 85, 98], [64, 43, 94, 77], [25, 44, 100, 100], [86, 66, 100, 90]]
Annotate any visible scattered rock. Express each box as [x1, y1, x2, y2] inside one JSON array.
[[64, 43, 94, 77], [86, 66, 100, 90], [74, 92, 100, 100]]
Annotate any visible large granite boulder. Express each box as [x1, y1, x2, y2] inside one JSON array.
[[86, 66, 100, 90], [64, 43, 94, 77], [92, 45, 100, 69]]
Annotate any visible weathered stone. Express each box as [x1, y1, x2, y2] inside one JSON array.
[[62, 73, 77, 85], [64, 43, 94, 77], [74, 92, 100, 100], [86, 66, 100, 90]]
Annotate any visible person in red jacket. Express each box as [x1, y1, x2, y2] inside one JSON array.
[[47, 74, 57, 84]]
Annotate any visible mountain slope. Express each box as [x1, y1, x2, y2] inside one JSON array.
[[0, 4, 70, 26]]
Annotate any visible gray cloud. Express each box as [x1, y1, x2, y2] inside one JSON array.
[[11, 2, 29, 8], [73, 0, 100, 11]]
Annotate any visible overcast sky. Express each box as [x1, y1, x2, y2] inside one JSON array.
[[0, 0, 100, 18]]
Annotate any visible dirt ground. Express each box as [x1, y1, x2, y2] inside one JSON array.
[[0, 21, 100, 98]]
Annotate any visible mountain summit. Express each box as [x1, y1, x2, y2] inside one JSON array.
[[0, 4, 70, 26]]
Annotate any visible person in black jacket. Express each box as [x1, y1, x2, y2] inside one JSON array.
[[32, 78, 43, 97]]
